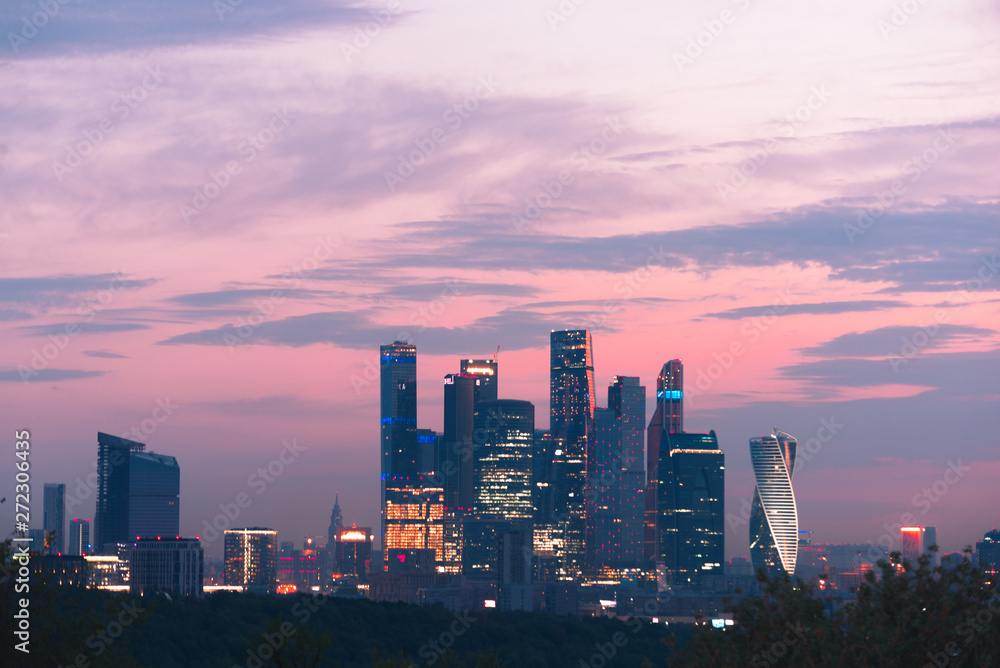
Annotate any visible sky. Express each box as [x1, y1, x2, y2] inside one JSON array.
[[1, 0, 998, 561]]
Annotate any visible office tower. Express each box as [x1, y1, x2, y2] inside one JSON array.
[[415, 428, 439, 477], [900, 526, 938, 567], [224, 528, 278, 593], [44, 483, 65, 555], [129, 452, 180, 540], [657, 431, 725, 583], [95, 432, 144, 553], [442, 373, 477, 510], [129, 537, 203, 597], [328, 493, 344, 546], [381, 342, 419, 563], [462, 515, 513, 579], [549, 329, 595, 576], [473, 399, 534, 520], [334, 525, 374, 578], [383, 481, 445, 569], [924, 526, 938, 567], [94, 432, 179, 554], [603, 377, 646, 566], [645, 360, 683, 560], [532, 430, 564, 568], [68, 518, 91, 556], [749, 430, 798, 577], [977, 529, 999, 574], [461, 358, 498, 404], [440, 373, 477, 575], [498, 530, 532, 611]]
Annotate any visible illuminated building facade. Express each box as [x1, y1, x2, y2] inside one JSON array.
[[335, 526, 374, 578], [381, 342, 419, 564], [44, 483, 65, 555], [224, 528, 278, 594], [900, 526, 938, 567], [657, 431, 724, 583], [68, 518, 91, 556], [129, 537, 203, 598], [750, 430, 798, 577], [383, 480, 445, 568], [473, 399, 534, 520], [645, 360, 683, 560], [461, 358, 498, 404], [549, 329, 595, 576]]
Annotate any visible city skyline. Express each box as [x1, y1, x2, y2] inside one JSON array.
[[1, 0, 998, 565]]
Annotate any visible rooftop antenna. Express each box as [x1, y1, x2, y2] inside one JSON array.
[[493, 344, 500, 363]]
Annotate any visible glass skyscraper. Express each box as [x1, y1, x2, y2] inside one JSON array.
[[380, 341, 418, 564], [43, 483, 65, 555], [749, 429, 798, 577], [657, 430, 725, 583], [472, 399, 534, 520], [588, 377, 646, 568], [549, 329, 595, 576], [645, 360, 683, 560], [94, 432, 179, 554]]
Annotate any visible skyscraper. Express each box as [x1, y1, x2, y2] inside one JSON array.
[[657, 431, 725, 583], [68, 518, 91, 556], [461, 357, 498, 404], [43, 483, 65, 555], [95, 432, 145, 553], [94, 432, 179, 554], [380, 341, 418, 563], [645, 360, 683, 560], [976, 529, 999, 574], [328, 493, 344, 546], [588, 377, 646, 568], [442, 373, 477, 510], [608, 377, 646, 566], [749, 430, 798, 576], [224, 528, 278, 593], [472, 399, 534, 520], [549, 329, 595, 576]]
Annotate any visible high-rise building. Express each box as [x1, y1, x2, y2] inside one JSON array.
[[750, 430, 798, 577], [498, 530, 532, 611], [334, 525, 374, 578], [549, 329, 595, 576], [381, 342, 419, 564], [328, 493, 344, 546], [473, 399, 534, 521], [68, 518, 91, 556], [461, 358, 498, 404], [900, 526, 938, 567], [44, 483, 65, 555], [129, 537, 203, 598], [94, 432, 179, 554], [383, 480, 445, 569], [588, 377, 646, 568], [657, 431, 725, 583], [976, 529, 999, 574], [442, 373, 477, 510], [224, 528, 278, 593], [645, 360, 683, 560]]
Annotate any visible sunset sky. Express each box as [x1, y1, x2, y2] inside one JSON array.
[[2, 0, 998, 559]]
